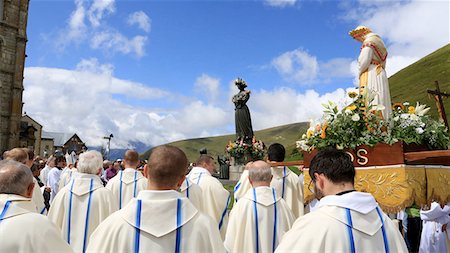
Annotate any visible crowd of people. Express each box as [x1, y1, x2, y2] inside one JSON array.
[[0, 144, 448, 252]]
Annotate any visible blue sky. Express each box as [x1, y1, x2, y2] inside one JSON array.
[[23, 0, 450, 148]]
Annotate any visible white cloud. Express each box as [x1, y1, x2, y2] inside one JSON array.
[[272, 49, 319, 84], [194, 74, 221, 104], [272, 49, 354, 84], [23, 59, 231, 148], [343, 0, 450, 76], [127, 11, 151, 33], [87, 0, 115, 27], [249, 87, 356, 130], [265, 0, 297, 8], [56, 0, 148, 58], [23, 58, 358, 148], [90, 31, 147, 58]]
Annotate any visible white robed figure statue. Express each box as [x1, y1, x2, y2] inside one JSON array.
[[350, 25, 392, 120]]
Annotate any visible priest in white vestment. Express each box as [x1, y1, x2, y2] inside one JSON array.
[[419, 202, 450, 253], [48, 150, 118, 253], [106, 150, 148, 209], [59, 166, 78, 191], [225, 161, 295, 253], [3, 148, 47, 214], [350, 25, 391, 120], [39, 156, 55, 185], [276, 148, 408, 253], [47, 155, 67, 203], [187, 154, 231, 239], [178, 177, 204, 212], [234, 143, 304, 218], [0, 160, 72, 252], [87, 145, 226, 253]]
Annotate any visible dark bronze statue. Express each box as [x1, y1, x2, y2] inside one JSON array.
[[232, 78, 254, 143]]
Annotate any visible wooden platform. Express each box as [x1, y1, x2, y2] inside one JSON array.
[[404, 150, 450, 165]]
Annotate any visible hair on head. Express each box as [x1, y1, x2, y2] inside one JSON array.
[[248, 160, 272, 182], [22, 148, 35, 161], [0, 160, 33, 195], [148, 145, 188, 188], [124, 150, 139, 166], [267, 143, 285, 162], [3, 148, 28, 164], [195, 154, 214, 167], [309, 147, 355, 184], [77, 150, 103, 175]]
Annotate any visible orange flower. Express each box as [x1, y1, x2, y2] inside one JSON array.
[[321, 122, 328, 139]]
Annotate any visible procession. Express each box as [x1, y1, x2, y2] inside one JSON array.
[[1, 1, 449, 253]]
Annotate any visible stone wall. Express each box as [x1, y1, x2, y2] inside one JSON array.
[[0, 0, 29, 154]]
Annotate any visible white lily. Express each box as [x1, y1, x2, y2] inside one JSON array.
[[415, 102, 430, 116], [352, 114, 360, 121]]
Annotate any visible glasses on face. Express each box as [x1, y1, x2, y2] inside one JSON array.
[[307, 178, 315, 194]]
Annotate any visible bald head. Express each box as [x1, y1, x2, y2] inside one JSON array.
[[247, 160, 272, 187], [124, 150, 139, 168], [3, 148, 28, 164], [0, 160, 34, 197], [147, 145, 188, 190]]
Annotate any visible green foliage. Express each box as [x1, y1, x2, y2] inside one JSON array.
[[298, 93, 450, 151]]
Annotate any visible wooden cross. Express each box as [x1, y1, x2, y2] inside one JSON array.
[[427, 81, 449, 129]]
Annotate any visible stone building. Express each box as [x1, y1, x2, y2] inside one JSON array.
[[42, 131, 87, 157], [19, 113, 42, 155], [0, 0, 30, 154]]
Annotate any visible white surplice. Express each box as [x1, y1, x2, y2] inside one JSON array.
[[48, 173, 118, 253], [179, 178, 204, 212], [106, 168, 148, 209], [275, 191, 408, 253], [39, 165, 52, 186], [225, 187, 295, 253], [234, 167, 304, 218], [87, 190, 226, 253], [59, 168, 78, 191], [419, 202, 450, 253], [31, 177, 47, 214], [0, 194, 73, 253], [47, 167, 63, 203], [187, 167, 230, 239]]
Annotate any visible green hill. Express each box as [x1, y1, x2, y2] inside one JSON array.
[[141, 122, 308, 162], [389, 44, 450, 119]]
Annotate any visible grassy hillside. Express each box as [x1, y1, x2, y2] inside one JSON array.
[[141, 122, 308, 162], [389, 44, 450, 119]]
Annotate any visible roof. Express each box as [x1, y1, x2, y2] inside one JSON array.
[[21, 114, 42, 127], [42, 132, 76, 147]]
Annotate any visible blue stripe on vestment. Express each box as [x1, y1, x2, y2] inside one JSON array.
[[134, 199, 142, 253], [376, 207, 390, 253], [0, 201, 12, 223], [253, 188, 260, 253], [345, 208, 356, 253], [82, 178, 94, 253], [175, 198, 182, 253], [272, 188, 277, 253], [67, 180, 75, 243]]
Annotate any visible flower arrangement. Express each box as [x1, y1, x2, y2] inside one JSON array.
[[296, 92, 450, 152], [225, 137, 265, 162]]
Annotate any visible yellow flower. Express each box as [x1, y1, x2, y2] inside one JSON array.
[[346, 105, 357, 111], [307, 129, 315, 138], [348, 91, 358, 98], [408, 106, 416, 114]]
